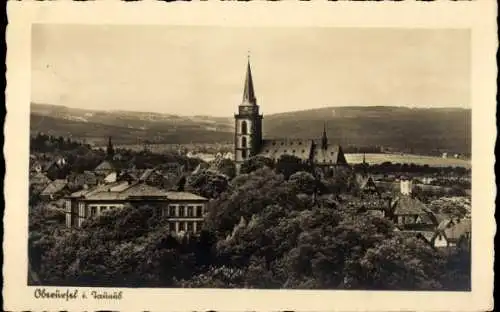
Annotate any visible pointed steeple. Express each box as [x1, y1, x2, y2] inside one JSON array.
[[242, 55, 257, 106], [321, 122, 328, 150], [106, 136, 114, 159]]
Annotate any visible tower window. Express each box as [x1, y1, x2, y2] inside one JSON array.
[[284, 150, 287, 153], [281, 142, 284, 146], [241, 121, 248, 134], [299, 142, 302, 145], [242, 150, 247, 159], [302, 150, 305, 153], [241, 137, 247, 148]]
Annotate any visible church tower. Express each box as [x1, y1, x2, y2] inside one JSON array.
[[234, 57, 263, 173]]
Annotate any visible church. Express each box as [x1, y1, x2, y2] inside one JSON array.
[[234, 58, 348, 174]]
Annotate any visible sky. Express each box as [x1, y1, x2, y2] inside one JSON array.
[[32, 25, 470, 117]]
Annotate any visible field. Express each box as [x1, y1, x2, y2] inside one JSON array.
[[345, 153, 471, 168]]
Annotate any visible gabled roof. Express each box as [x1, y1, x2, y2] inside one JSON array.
[[312, 143, 348, 165], [40, 179, 68, 196], [95, 160, 115, 171], [30, 173, 52, 185], [441, 218, 471, 243], [392, 195, 428, 216]]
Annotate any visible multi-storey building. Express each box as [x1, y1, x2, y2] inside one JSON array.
[[65, 181, 208, 235]]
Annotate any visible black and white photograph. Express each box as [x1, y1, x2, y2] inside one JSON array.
[[3, 2, 496, 311], [28, 25, 474, 290]]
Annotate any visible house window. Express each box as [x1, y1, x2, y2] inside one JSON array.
[[284, 150, 287, 153], [242, 150, 247, 159], [197, 221, 204, 230], [241, 137, 247, 148], [196, 205, 203, 217], [181, 221, 187, 231], [169, 205, 176, 216], [292, 150, 296, 153], [187, 222, 193, 232], [302, 150, 305, 153], [169, 221, 176, 232], [179, 205, 185, 217], [265, 150, 269, 153], [91, 207, 97, 217], [187, 206, 194, 217], [241, 121, 248, 134]]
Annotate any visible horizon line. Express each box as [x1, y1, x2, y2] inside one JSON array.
[[30, 102, 472, 119]]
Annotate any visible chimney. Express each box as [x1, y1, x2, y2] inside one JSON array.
[[400, 176, 413, 195]]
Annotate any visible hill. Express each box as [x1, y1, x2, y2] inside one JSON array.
[[30, 103, 234, 145], [264, 106, 471, 156], [30, 104, 471, 155]]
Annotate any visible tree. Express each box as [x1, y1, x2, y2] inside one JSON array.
[[240, 156, 275, 175], [213, 158, 237, 179], [288, 171, 318, 195], [275, 155, 310, 179], [185, 170, 229, 199]]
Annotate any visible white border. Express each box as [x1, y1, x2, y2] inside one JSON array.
[[4, 1, 497, 311]]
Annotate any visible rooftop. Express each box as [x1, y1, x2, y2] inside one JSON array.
[[40, 179, 68, 195], [68, 182, 207, 202]]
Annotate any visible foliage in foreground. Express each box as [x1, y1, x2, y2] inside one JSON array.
[[29, 167, 470, 290]]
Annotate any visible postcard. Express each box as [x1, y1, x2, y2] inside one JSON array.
[[4, 1, 496, 311]]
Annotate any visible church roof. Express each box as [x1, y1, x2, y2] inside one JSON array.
[[242, 59, 256, 106], [258, 139, 313, 161], [312, 144, 347, 165]]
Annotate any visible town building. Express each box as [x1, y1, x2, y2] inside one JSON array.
[[40, 179, 68, 201], [233, 58, 348, 174], [64, 181, 209, 235], [388, 179, 436, 230]]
